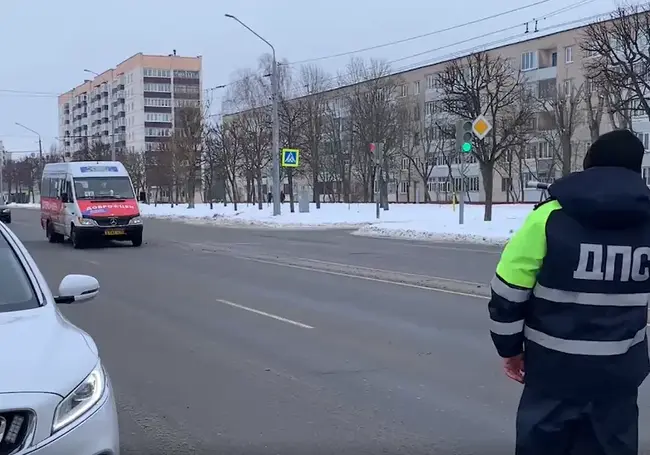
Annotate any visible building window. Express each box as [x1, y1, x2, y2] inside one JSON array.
[[173, 70, 199, 79], [174, 84, 200, 93], [425, 101, 442, 115], [400, 84, 408, 97], [400, 181, 409, 194], [414, 81, 420, 95], [563, 79, 572, 95], [174, 99, 200, 108], [145, 113, 172, 122], [144, 98, 172, 107], [643, 167, 650, 186], [143, 83, 171, 92], [635, 132, 650, 150], [565, 46, 573, 63], [551, 52, 558, 67], [501, 177, 512, 192], [145, 127, 171, 137], [521, 51, 536, 71], [144, 68, 171, 78], [427, 74, 436, 89]]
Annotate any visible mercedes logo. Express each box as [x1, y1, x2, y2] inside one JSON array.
[[109, 217, 117, 226]]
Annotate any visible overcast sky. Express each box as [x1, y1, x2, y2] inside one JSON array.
[[0, 0, 618, 156]]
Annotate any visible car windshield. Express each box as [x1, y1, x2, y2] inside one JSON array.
[[0, 233, 39, 312], [73, 177, 135, 200]]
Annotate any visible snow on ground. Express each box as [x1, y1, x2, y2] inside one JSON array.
[[8, 201, 534, 243], [139, 202, 533, 244], [8, 203, 39, 209]]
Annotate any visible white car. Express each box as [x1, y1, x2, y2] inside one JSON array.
[[0, 221, 119, 453]]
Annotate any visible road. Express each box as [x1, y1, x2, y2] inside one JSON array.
[[8, 208, 650, 454]]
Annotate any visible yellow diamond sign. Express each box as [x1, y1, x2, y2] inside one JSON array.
[[472, 115, 492, 140]]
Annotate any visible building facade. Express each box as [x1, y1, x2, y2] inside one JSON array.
[[57, 52, 203, 159], [249, 22, 643, 204]]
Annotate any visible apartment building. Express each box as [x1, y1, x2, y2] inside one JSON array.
[[392, 26, 597, 204], [57, 52, 203, 158], [247, 21, 638, 204]]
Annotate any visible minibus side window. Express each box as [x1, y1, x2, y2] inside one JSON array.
[[41, 177, 50, 198]]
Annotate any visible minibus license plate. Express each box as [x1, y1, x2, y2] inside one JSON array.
[[105, 229, 125, 236]]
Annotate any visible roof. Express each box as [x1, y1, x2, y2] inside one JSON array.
[[43, 161, 128, 178], [223, 8, 614, 117]]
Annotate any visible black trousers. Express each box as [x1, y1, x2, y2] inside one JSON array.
[[515, 385, 639, 455]]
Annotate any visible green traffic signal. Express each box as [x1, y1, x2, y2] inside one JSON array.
[[461, 142, 472, 153]]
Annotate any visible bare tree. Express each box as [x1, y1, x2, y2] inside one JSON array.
[[73, 140, 111, 161], [581, 5, 650, 127], [278, 79, 307, 213], [300, 64, 331, 208], [437, 51, 533, 220], [339, 57, 402, 203], [395, 98, 450, 202], [226, 67, 272, 208], [145, 142, 174, 206], [534, 77, 584, 176], [172, 106, 205, 208], [321, 102, 353, 202], [118, 149, 146, 201], [582, 71, 606, 142]]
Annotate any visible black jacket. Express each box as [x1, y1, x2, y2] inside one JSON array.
[[489, 167, 650, 398]]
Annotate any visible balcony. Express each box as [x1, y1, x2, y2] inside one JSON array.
[[524, 65, 557, 82]]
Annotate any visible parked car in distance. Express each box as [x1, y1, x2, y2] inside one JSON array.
[[0, 196, 10, 224], [0, 220, 119, 453]]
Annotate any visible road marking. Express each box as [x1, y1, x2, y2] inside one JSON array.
[[230, 255, 487, 299], [84, 259, 100, 265], [215, 299, 314, 329], [292, 256, 484, 285]]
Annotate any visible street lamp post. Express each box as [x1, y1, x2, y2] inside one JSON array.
[[84, 68, 115, 161], [15, 122, 44, 196], [225, 13, 280, 216]]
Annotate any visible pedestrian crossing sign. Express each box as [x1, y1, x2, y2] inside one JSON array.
[[281, 148, 300, 167]]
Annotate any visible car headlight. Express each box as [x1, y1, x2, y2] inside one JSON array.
[[77, 217, 96, 226], [0, 209, 8, 213], [52, 364, 105, 433], [128, 216, 142, 225]]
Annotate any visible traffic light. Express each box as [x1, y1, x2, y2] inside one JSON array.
[[455, 119, 473, 153]]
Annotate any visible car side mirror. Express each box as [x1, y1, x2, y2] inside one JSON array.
[[54, 274, 100, 304], [61, 193, 69, 203]]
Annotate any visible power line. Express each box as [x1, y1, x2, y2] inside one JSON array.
[[285, 0, 556, 66], [222, 0, 609, 101], [224, 7, 610, 104]]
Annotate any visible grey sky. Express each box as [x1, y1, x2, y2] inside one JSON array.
[[0, 0, 617, 155]]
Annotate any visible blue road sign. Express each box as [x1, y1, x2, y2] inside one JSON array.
[[281, 148, 300, 167]]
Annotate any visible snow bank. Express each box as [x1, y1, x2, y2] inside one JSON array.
[[139, 202, 533, 243], [7, 203, 39, 209]]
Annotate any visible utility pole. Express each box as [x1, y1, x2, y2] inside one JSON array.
[[225, 13, 281, 216], [270, 55, 281, 216], [15, 122, 44, 195], [455, 119, 473, 225]]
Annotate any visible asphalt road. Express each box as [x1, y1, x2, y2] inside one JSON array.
[[8, 208, 650, 454]]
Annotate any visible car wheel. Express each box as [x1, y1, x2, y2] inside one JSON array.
[[46, 221, 63, 243], [70, 226, 85, 249], [131, 233, 143, 247]]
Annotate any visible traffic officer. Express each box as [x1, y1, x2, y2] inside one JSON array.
[[488, 129, 650, 455]]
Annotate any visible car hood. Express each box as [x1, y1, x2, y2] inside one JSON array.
[[0, 306, 98, 396]]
